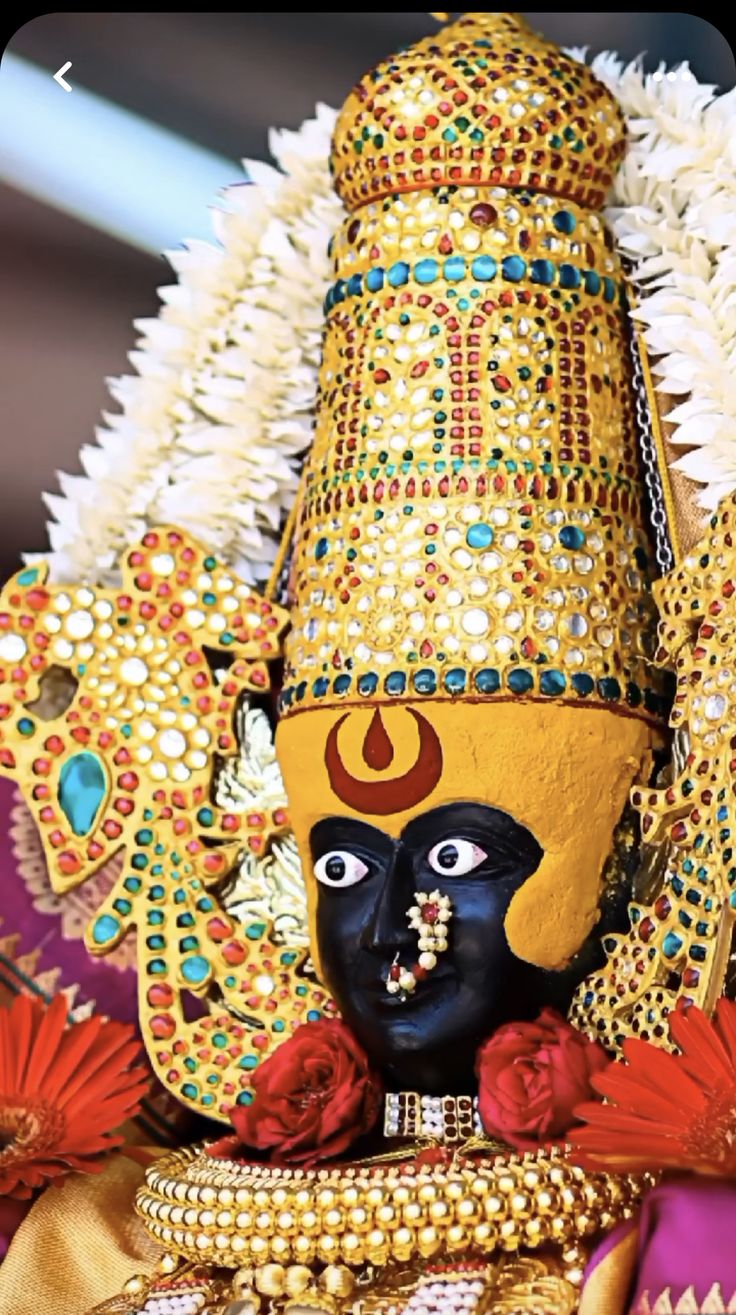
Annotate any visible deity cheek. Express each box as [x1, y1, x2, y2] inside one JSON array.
[[503, 727, 656, 970]]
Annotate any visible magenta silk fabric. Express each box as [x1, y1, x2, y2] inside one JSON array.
[[585, 1177, 736, 1311]]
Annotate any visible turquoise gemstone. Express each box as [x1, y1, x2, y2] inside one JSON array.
[[415, 258, 439, 284], [471, 255, 496, 281], [366, 268, 384, 292], [475, 669, 500, 694], [559, 263, 581, 289], [444, 668, 466, 695], [413, 669, 436, 695], [502, 255, 526, 282], [181, 955, 210, 984], [388, 261, 410, 287], [540, 669, 566, 696], [444, 256, 466, 282], [553, 210, 576, 234], [17, 568, 39, 585], [508, 668, 534, 694], [530, 259, 554, 286], [58, 751, 106, 836], [92, 913, 120, 945], [181, 1082, 199, 1100], [662, 931, 683, 959], [466, 522, 493, 549], [584, 269, 601, 295], [572, 673, 594, 697], [559, 525, 585, 549]]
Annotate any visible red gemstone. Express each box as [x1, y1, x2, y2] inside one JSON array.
[[222, 941, 246, 966], [469, 202, 497, 228], [150, 1013, 176, 1040], [654, 895, 671, 920], [206, 917, 232, 942], [423, 903, 439, 925]]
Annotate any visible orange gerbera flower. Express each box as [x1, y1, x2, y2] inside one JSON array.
[[0, 993, 149, 1198], [571, 998, 736, 1177]]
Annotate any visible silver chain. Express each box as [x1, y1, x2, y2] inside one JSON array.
[[627, 301, 674, 577]]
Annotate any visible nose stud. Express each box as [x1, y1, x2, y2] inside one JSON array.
[[385, 889, 452, 996]]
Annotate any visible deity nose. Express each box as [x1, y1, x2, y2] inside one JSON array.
[[360, 844, 415, 957]]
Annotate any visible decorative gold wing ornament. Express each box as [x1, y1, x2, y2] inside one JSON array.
[[572, 371, 736, 1052], [0, 527, 335, 1123]]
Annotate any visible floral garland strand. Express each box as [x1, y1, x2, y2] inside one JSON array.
[[42, 104, 344, 587], [583, 52, 736, 517]]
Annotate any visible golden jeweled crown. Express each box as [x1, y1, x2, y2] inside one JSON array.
[[280, 12, 664, 725]]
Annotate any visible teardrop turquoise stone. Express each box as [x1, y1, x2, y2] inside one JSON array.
[[58, 752, 106, 835]]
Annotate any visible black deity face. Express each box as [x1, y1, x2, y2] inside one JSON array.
[[312, 802, 594, 1094]]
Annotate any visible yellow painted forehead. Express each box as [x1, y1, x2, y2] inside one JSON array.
[[276, 699, 656, 971]]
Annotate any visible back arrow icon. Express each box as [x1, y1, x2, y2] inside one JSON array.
[[53, 61, 72, 92]]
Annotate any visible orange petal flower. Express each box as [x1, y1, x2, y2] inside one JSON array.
[[0, 993, 150, 1199], [571, 998, 736, 1177]]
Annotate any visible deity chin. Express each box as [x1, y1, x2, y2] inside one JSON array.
[[276, 697, 659, 1093]]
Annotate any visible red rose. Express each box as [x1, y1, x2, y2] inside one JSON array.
[[476, 1007, 609, 1152], [229, 1019, 383, 1166]]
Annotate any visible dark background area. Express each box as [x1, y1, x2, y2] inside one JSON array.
[[2, 13, 734, 578]]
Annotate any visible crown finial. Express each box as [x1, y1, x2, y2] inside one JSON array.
[[332, 11, 625, 211]]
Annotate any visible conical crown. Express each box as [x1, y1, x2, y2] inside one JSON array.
[[280, 12, 664, 724]]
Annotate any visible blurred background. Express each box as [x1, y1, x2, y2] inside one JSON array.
[[1, 12, 734, 579]]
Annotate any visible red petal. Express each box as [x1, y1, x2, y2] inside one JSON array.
[[18, 995, 68, 1093], [669, 1005, 735, 1089]]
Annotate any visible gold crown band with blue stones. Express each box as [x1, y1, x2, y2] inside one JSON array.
[[279, 12, 665, 724]]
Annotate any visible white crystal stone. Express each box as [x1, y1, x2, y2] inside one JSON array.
[[151, 553, 175, 576], [159, 729, 187, 759], [0, 633, 27, 662], [462, 608, 489, 637], [120, 657, 149, 686], [705, 694, 727, 721]]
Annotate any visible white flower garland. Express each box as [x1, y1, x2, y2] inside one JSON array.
[[43, 103, 344, 586], [587, 53, 736, 517], [40, 59, 736, 577]]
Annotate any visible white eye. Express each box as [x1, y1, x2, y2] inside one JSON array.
[[427, 839, 488, 876], [314, 850, 370, 888]]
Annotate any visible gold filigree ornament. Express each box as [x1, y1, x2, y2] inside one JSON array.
[[572, 493, 736, 1053], [0, 527, 338, 1122]]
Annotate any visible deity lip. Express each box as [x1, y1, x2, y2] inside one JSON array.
[[370, 969, 457, 1010]]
